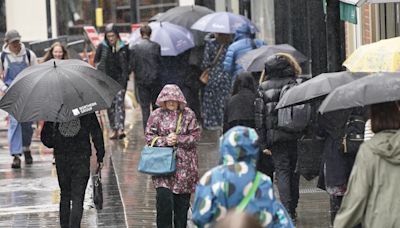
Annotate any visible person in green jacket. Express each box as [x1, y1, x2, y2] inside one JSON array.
[[334, 101, 400, 228]]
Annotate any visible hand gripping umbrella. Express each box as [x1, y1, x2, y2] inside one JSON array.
[[0, 59, 122, 122], [319, 72, 400, 114]]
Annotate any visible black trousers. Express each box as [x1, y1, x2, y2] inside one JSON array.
[[272, 141, 300, 215], [55, 153, 90, 228], [136, 83, 160, 130], [156, 187, 191, 228]]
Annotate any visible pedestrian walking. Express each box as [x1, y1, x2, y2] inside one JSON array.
[[201, 32, 232, 130], [95, 23, 130, 139], [192, 126, 293, 228], [334, 101, 400, 228], [255, 53, 302, 221], [40, 41, 69, 164], [223, 72, 256, 133], [145, 84, 200, 228], [130, 25, 162, 130], [223, 24, 264, 85], [0, 29, 37, 168], [316, 107, 367, 226], [40, 113, 105, 228], [41, 41, 69, 62]]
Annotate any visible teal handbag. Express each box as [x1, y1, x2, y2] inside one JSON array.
[[138, 113, 182, 176]]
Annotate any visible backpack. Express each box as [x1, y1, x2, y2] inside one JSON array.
[[277, 80, 311, 132], [1, 48, 32, 70], [341, 115, 366, 155]]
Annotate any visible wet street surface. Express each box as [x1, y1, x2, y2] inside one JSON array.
[[0, 109, 330, 227]]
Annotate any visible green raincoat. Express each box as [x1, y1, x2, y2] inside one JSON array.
[[334, 130, 400, 228]]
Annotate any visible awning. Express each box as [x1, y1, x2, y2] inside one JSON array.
[[340, 2, 357, 24], [323, 0, 358, 24]]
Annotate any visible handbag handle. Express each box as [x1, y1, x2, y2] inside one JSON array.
[[236, 171, 262, 212], [150, 112, 183, 147], [209, 44, 225, 68]]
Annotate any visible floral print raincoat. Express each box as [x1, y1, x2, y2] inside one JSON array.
[[192, 126, 293, 228], [145, 84, 201, 193]]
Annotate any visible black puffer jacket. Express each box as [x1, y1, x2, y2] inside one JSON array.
[[94, 43, 129, 88], [255, 55, 299, 148], [94, 24, 130, 88], [130, 38, 161, 86]]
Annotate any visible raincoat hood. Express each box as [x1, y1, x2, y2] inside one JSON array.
[[103, 23, 124, 51], [234, 24, 252, 42], [370, 129, 400, 165], [156, 84, 187, 110], [219, 126, 259, 165], [1, 42, 28, 56]]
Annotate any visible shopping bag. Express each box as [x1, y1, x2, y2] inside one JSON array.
[[92, 165, 103, 210]]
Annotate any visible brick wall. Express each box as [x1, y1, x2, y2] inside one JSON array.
[[362, 4, 372, 44]]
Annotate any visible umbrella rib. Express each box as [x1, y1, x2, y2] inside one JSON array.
[[61, 67, 114, 105], [16, 68, 55, 120]]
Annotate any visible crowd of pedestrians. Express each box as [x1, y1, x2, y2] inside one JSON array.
[[1, 15, 400, 227]]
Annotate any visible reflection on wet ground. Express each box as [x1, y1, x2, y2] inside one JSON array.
[[0, 109, 330, 227]]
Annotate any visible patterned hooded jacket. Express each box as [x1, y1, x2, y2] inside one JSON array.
[[145, 84, 201, 193], [192, 126, 293, 228]]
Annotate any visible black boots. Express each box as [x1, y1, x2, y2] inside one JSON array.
[[11, 155, 21, 169], [24, 150, 33, 164]]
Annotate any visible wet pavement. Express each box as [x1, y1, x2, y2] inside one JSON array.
[[0, 108, 331, 227]]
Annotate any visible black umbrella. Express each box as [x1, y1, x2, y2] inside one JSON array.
[[319, 72, 400, 114], [0, 59, 122, 122], [156, 5, 214, 46], [236, 44, 308, 72], [276, 71, 368, 109]]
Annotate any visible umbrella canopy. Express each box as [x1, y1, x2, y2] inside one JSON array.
[[190, 12, 258, 34], [236, 44, 308, 72], [276, 71, 368, 109], [319, 72, 400, 114], [129, 21, 195, 56], [0, 59, 122, 122], [343, 37, 400, 72], [156, 5, 214, 46]]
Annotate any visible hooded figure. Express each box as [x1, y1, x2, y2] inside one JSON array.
[[334, 101, 400, 228], [223, 24, 264, 84], [255, 53, 302, 221], [94, 23, 130, 140], [192, 126, 293, 228], [145, 84, 201, 228]]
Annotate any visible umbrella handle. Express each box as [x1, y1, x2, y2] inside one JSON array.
[[259, 69, 266, 84]]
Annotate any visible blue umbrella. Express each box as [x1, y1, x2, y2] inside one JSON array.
[[191, 12, 258, 34], [129, 22, 195, 56]]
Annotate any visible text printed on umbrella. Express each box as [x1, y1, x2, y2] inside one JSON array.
[[72, 102, 97, 116]]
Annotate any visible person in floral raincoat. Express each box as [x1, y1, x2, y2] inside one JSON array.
[[145, 84, 201, 228], [192, 126, 293, 228], [201, 33, 232, 130]]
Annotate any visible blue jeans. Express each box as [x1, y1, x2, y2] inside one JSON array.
[[8, 116, 33, 155]]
